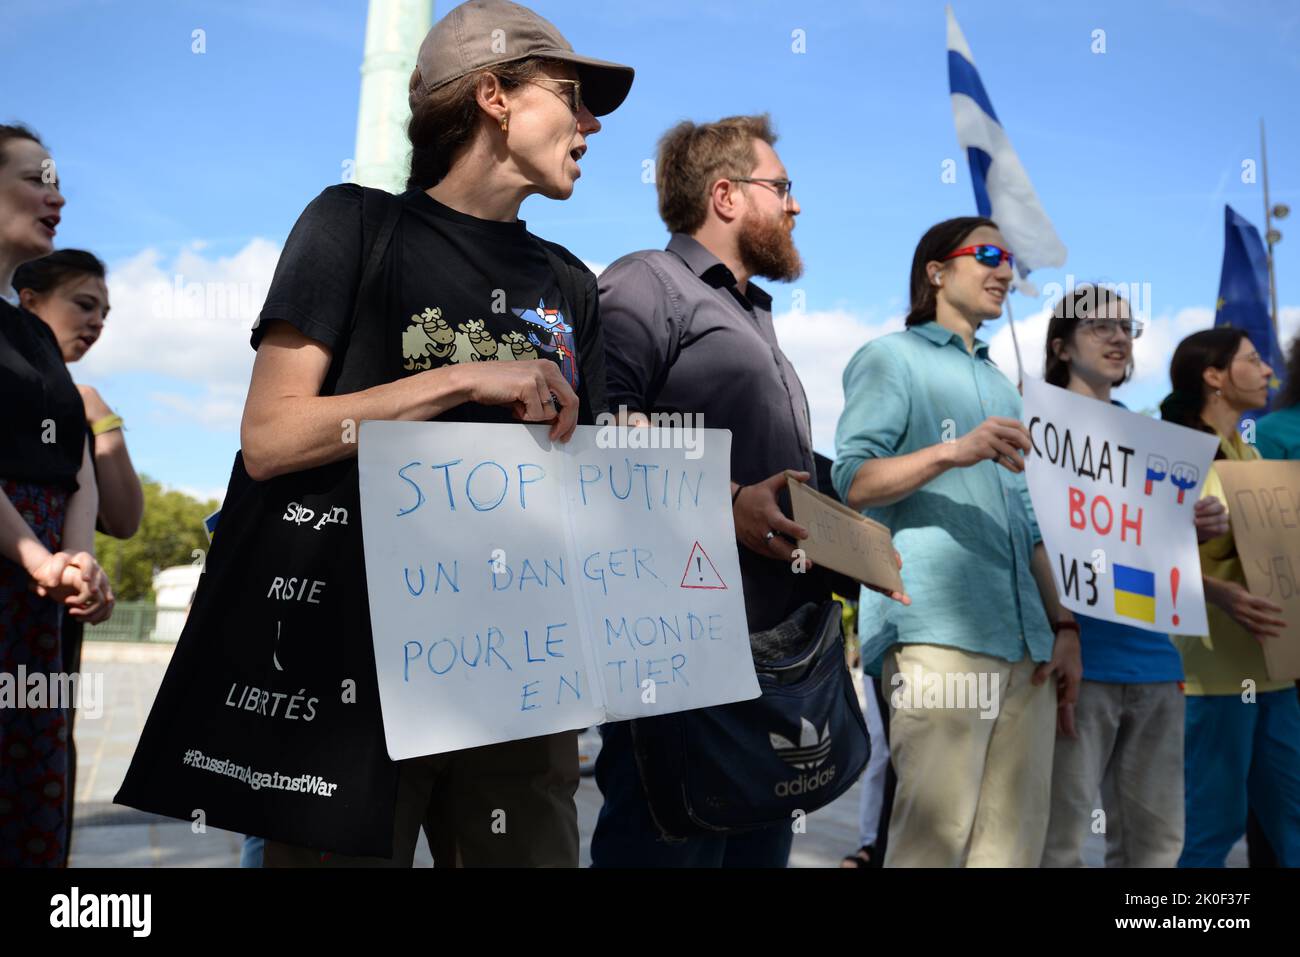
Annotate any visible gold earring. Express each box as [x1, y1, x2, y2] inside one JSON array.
[[500, 113, 509, 133]]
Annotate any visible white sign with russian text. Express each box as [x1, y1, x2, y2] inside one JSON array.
[[1022, 378, 1218, 636]]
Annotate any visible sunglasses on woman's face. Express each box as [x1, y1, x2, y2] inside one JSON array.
[[525, 77, 583, 115], [942, 244, 1015, 270]]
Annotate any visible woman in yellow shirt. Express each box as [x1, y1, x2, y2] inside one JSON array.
[[1159, 327, 1298, 866]]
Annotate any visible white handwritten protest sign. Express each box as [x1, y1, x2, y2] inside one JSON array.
[[1022, 378, 1220, 636], [357, 421, 759, 760]]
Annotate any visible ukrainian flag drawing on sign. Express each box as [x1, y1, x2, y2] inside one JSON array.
[[1113, 563, 1156, 623]]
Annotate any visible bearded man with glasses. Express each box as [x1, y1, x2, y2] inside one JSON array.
[[590, 114, 846, 868]]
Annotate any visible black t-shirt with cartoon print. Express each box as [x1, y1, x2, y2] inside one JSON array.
[[110, 186, 604, 856], [252, 185, 603, 424]]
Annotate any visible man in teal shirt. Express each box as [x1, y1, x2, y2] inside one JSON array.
[[833, 217, 1079, 867]]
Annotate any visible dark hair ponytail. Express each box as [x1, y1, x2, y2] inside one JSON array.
[[905, 216, 998, 327], [1159, 327, 1248, 439]]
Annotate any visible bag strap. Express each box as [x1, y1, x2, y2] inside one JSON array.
[[322, 187, 402, 396], [347, 188, 403, 346]]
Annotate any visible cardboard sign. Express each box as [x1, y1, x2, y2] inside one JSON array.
[[1022, 378, 1220, 635], [1214, 460, 1300, 681], [357, 421, 759, 760], [786, 473, 904, 595]]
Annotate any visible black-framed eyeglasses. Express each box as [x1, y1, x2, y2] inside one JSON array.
[[524, 77, 583, 115], [733, 177, 794, 204]]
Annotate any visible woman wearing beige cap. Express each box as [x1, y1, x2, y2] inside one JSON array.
[[115, 0, 632, 868]]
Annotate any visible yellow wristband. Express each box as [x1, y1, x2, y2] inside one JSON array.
[[91, 413, 124, 436]]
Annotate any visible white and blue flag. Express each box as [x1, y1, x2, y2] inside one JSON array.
[[947, 5, 1066, 281]]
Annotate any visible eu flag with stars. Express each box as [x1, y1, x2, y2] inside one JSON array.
[[1215, 205, 1285, 408]]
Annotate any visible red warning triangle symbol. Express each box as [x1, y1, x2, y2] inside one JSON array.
[[680, 541, 727, 590]]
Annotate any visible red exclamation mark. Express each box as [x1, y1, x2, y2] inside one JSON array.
[[1170, 567, 1180, 627]]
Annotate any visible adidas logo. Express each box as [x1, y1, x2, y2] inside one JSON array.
[[769, 717, 832, 770], [770, 718, 837, 798]]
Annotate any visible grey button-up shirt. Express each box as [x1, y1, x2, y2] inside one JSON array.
[[599, 233, 825, 631]]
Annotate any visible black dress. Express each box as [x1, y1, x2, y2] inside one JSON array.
[[0, 297, 86, 867]]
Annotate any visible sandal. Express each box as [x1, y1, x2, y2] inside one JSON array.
[[839, 845, 874, 868]]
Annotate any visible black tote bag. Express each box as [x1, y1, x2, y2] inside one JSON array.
[[114, 188, 405, 856]]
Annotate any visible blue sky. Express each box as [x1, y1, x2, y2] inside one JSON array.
[[5, 0, 1298, 501]]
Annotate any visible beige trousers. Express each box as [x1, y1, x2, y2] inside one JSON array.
[[882, 642, 1056, 867]]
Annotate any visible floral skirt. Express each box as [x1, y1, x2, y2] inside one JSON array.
[[0, 479, 70, 867]]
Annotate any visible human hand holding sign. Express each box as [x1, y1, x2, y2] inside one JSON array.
[[870, 550, 909, 606], [1193, 496, 1229, 543], [734, 471, 812, 565], [948, 416, 1031, 473], [454, 360, 579, 442], [1209, 578, 1287, 641]]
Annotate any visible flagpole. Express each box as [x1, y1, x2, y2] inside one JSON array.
[[1261, 118, 1281, 341], [1006, 292, 1024, 390]]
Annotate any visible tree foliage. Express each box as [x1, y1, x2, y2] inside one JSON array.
[[94, 475, 218, 601]]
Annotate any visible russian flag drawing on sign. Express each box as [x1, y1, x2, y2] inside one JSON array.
[[1113, 563, 1157, 624], [947, 6, 1066, 279]]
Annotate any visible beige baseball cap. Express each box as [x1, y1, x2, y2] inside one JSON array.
[[410, 0, 634, 116]]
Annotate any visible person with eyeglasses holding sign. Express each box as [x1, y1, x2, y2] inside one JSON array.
[[1158, 328, 1300, 867], [832, 217, 1080, 867], [591, 114, 854, 867], [1038, 285, 1230, 868]]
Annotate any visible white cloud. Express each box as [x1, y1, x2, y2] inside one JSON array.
[[774, 308, 904, 455], [149, 381, 249, 433], [1130, 307, 1218, 390], [79, 238, 281, 429]]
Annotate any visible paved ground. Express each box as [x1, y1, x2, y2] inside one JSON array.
[[69, 640, 1244, 868]]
